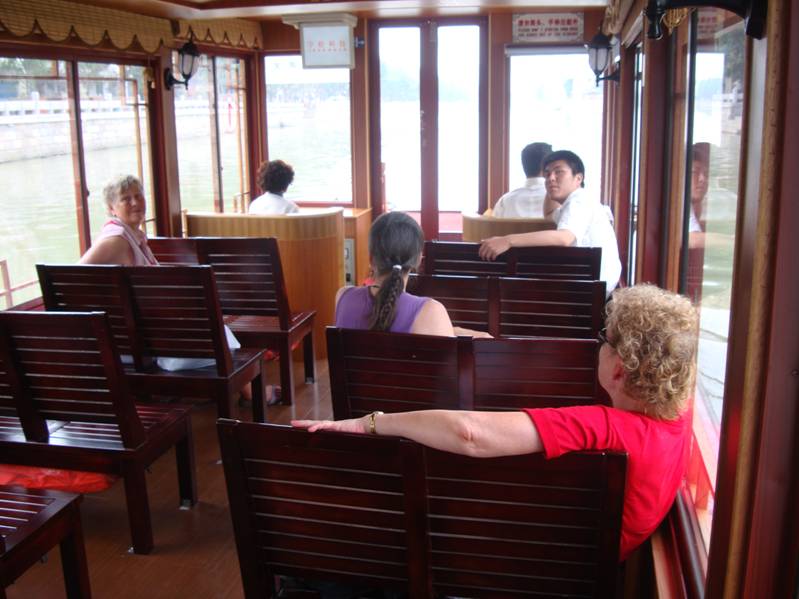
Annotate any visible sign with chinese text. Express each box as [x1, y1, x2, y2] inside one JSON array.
[[301, 23, 354, 69], [513, 13, 584, 43]]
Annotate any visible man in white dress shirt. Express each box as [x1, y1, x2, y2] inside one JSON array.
[[479, 150, 621, 295], [491, 142, 552, 218], [248, 159, 299, 215]]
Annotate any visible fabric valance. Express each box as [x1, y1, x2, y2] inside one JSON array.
[[177, 19, 262, 50], [0, 0, 172, 53]]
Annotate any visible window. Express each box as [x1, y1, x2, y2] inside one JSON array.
[[680, 8, 746, 549], [264, 55, 352, 204], [173, 53, 250, 213], [371, 20, 485, 238], [508, 51, 604, 201], [0, 55, 153, 307]]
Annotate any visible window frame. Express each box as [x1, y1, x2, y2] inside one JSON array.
[[0, 42, 158, 301], [262, 50, 355, 208]]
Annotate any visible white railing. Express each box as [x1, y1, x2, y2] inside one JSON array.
[[0, 259, 39, 309]]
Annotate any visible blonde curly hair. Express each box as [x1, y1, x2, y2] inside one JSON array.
[[604, 284, 699, 420]]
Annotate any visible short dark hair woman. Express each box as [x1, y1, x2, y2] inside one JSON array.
[[249, 159, 298, 215]]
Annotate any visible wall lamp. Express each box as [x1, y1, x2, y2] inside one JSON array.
[[644, 0, 766, 40], [586, 32, 620, 87], [164, 39, 200, 90]]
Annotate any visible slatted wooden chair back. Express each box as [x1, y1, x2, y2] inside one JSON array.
[[424, 449, 626, 598], [407, 274, 491, 333], [472, 338, 610, 411], [0, 311, 145, 447], [498, 277, 606, 338], [327, 327, 471, 419], [37, 264, 144, 368], [423, 241, 508, 276], [195, 237, 291, 327], [423, 241, 602, 282], [147, 237, 200, 265], [218, 421, 431, 599], [513, 246, 602, 281], [124, 265, 234, 376]]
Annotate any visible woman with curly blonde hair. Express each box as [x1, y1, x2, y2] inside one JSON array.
[[295, 284, 698, 561]]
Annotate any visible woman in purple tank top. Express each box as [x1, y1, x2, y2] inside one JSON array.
[[336, 212, 490, 337]]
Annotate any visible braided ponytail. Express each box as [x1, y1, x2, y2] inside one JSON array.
[[367, 213, 424, 331]]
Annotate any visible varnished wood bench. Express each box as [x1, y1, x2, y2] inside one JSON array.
[[423, 240, 602, 281], [36, 264, 267, 422], [0, 486, 90, 599], [407, 273, 606, 338], [0, 311, 197, 555], [218, 420, 626, 598], [328, 328, 609, 419], [149, 237, 316, 405]]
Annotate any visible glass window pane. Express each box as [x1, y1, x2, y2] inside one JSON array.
[[378, 28, 421, 214], [264, 55, 352, 204], [0, 57, 78, 306], [508, 53, 604, 200], [683, 9, 745, 549], [78, 61, 154, 236], [216, 57, 250, 213], [437, 25, 480, 233], [174, 55, 218, 212]]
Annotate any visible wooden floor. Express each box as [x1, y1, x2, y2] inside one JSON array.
[[5, 358, 333, 599]]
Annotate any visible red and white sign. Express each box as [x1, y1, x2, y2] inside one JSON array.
[[513, 13, 584, 43], [301, 23, 354, 69]]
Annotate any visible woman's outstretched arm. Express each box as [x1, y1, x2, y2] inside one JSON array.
[[292, 409, 542, 458]]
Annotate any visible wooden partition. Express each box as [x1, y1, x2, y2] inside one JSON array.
[[184, 210, 345, 357], [344, 208, 372, 285], [461, 213, 555, 242]]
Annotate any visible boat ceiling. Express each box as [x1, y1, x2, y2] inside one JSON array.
[[74, 0, 608, 20]]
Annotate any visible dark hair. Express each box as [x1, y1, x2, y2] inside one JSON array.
[[521, 142, 552, 177], [543, 150, 586, 188], [692, 142, 710, 166], [367, 212, 424, 331], [257, 160, 294, 194]]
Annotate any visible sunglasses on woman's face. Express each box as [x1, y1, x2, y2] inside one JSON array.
[[597, 327, 614, 348]]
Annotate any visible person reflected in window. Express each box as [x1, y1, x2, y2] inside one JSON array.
[[335, 211, 490, 338], [296, 284, 698, 561], [80, 174, 157, 265], [479, 150, 621, 295], [248, 159, 299, 215], [490, 142, 552, 218], [688, 142, 710, 248]]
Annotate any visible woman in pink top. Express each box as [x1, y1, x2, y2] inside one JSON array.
[[80, 174, 157, 266]]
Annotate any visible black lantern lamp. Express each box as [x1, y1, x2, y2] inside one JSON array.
[[586, 31, 620, 87], [644, 0, 766, 40], [164, 39, 200, 90]]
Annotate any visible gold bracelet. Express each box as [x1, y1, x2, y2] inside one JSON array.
[[368, 411, 383, 435]]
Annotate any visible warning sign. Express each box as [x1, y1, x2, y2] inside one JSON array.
[[513, 13, 584, 43]]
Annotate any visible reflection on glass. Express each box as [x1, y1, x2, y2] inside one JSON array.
[[79, 62, 153, 237], [264, 55, 352, 204], [0, 58, 78, 304], [378, 27, 421, 213], [216, 57, 250, 212], [683, 8, 745, 548], [508, 53, 604, 199], [628, 48, 645, 285], [437, 25, 480, 232], [174, 56, 217, 213]]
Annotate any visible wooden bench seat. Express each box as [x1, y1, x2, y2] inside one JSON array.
[[423, 240, 602, 281], [0, 311, 197, 555], [408, 273, 606, 338], [37, 264, 267, 422], [328, 328, 610, 419], [149, 237, 316, 405], [218, 420, 626, 598], [1, 486, 91, 599]]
